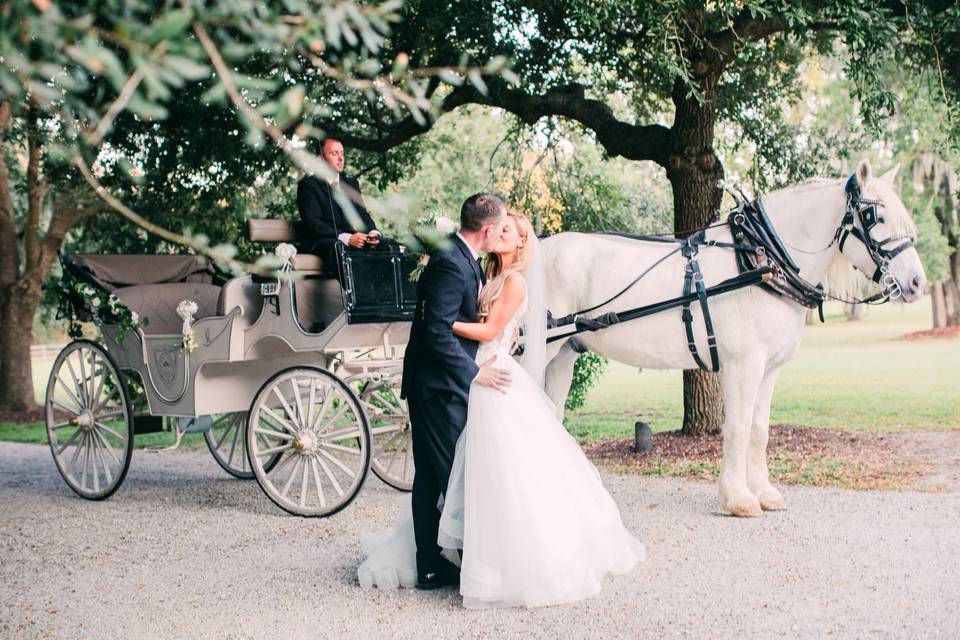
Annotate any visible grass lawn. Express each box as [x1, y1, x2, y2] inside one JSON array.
[[565, 297, 960, 442], [3, 297, 958, 448]]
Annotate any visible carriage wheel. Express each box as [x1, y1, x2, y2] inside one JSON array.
[[44, 340, 133, 500], [246, 367, 371, 517], [204, 412, 254, 479], [355, 376, 414, 492]]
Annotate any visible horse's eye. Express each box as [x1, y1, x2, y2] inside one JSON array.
[[878, 216, 886, 224]]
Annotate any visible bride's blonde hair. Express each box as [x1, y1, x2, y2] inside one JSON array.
[[477, 211, 534, 350]]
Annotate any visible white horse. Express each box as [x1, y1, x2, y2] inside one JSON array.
[[541, 160, 927, 517]]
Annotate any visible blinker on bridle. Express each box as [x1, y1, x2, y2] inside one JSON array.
[[837, 174, 915, 299]]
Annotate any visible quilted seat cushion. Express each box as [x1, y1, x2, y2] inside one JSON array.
[[115, 282, 222, 335]]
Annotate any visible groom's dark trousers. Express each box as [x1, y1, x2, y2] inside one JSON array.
[[401, 234, 485, 577]]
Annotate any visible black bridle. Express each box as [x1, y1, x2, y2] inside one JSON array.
[[835, 174, 915, 300]]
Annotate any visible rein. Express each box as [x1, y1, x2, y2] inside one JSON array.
[[552, 175, 912, 372]]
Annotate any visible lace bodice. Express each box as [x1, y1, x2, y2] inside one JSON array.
[[475, 295, 527, 363]]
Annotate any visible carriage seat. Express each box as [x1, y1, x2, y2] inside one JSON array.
[[66, 255, 221, 335], [246, 219, 343, 332]]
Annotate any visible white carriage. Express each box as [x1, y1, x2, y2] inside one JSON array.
[[44, 220, 418, 517]]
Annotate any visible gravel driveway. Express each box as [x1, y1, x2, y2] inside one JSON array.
[[1, 441, 958, 639]]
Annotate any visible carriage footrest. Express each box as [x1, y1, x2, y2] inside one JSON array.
[[134, 415, 165, 435]]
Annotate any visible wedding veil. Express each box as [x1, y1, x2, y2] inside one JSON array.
[[520, 233, 548, 387]]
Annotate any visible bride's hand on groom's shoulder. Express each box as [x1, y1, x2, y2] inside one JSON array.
[[475, 356, 511, 392]]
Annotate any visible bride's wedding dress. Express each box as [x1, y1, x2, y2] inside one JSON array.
[[358, 296, 644, 608]]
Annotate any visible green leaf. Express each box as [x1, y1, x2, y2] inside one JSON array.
[[161, 55, 210, 81], [437, 69, 462, 86], [146, 9, 194, 46]]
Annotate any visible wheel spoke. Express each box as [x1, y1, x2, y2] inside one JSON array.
[[376, 430, 403, 456], [299, 457, 310, 509], [315, 454, 344, 497], [95, 422, 125, 443], [271, 386, 301, 431], [56, 428, 83, 456], [319, 441, 362, 456], [306, 379, 317, 439], [258, 443, 292, 457], [54, 377, 84, 414], [310, 457, 327, 509], [371, 424, 404, 437], [213, 416, 237, 450], [95, 434, 114, 485], [317, 424, 362, 441], [90, 433, 101, 493], [309, 385, 333, 431], [260, 405, 296, 434], [318, 448, 356, 479], [92, 428, 121, 466], [253, 426, 294, 441], [280, 456, 303, 499], [315, 403, 351, 434], [77, 349, 91, 408], [80, 433, 90, 491], [226, 416, 241, 467], [291, 378, 307, 433]]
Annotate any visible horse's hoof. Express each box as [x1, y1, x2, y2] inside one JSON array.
[[720, 491, 763, 517], [728, 500, 763, 517], [759, 492, 786, 511], [752, 485, 785, 511]]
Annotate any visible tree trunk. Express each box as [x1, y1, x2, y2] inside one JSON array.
[[666, 74, 725, 436], [932, 282, 947, 328], [946, 250, 960, 326], [0, 288, 38, 411]]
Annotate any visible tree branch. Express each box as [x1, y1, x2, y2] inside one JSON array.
[[74, 155, 268, 275], [328, 81, 673, 167]]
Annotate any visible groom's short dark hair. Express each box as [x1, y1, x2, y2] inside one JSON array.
[[460, 193, 506, 232]]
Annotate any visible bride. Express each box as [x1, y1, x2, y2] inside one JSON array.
[[358, 210, 644, 608]]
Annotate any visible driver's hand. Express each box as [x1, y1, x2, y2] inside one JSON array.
[[348, 232, 368, 248]]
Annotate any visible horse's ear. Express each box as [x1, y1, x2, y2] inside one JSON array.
[[856, 159, 872, 187], [880, 164, 900, 187]]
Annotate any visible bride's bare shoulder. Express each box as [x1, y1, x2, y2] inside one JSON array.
[[502, 272, 527, 297]]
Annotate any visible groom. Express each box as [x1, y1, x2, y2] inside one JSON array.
[[401, 192, 512, 589]]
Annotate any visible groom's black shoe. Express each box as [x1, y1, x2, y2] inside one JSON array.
[[416, 563, 460, 591]]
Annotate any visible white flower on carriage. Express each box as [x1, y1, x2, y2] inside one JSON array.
[[108, 294, 120, 313], [82, 285, 95, 297], [275, 242, 298, 265], [89, 297, 100, 309], [176, 299, 198, 321], [434, 216, 457, 234], [176, 299, 199, 352], [129, 311, 139, 324]]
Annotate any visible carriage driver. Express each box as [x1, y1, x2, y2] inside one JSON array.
[[297, 137, 381, 272]]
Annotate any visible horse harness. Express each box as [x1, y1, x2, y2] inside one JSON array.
[[549, 176, 914, 373]]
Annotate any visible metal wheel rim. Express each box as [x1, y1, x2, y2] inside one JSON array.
[[246, 368, 371, 517], [358, 377, 413, 491], [45, 340, 133, 500], [204, 413, 254, 479]]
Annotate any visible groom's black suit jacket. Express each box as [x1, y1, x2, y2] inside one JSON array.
[[400, 234, 484, 404], [296, 173, 377, 267]]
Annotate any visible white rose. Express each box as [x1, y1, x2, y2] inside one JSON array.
[[130, 311, 139, 323], [434, 216, 457, 234], [276, 242, 298, 264], [90, 297, 100, 308], [176, 299, 198, 321]]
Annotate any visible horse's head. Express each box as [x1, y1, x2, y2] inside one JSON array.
[[836, 160, 927, 302]]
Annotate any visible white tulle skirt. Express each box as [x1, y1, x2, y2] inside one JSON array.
[[358, 349, 645, 608]]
